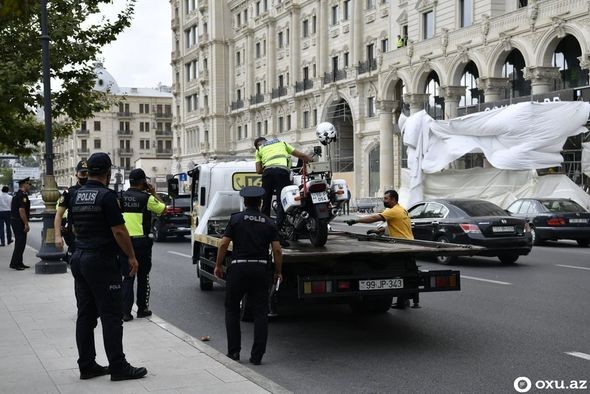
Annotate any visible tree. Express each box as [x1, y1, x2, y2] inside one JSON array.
[[0, 0, 135, 154]]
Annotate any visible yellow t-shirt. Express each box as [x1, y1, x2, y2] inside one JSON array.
[[255, 139, 295, 170], [380, 204, 414, 239]]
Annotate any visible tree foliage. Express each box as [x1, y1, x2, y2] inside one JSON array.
[[0, 0, 135, 154]]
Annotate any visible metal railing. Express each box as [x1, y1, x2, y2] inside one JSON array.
[[324, 69, 347, 84], [357, 59, 377, 75], [231, 99, 244, 110], [271, 86, 287, 98], [295, 79, 313, 92], [250, 94, 265, 104]]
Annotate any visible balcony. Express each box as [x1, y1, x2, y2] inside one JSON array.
[[117, 129, 133, 136], [155, 112, 173, 119], [117, 148, 134, 156], [271, 86, 287, 99], [76, 129, 89, 135], [77, 148, 89, 154], [295, 79, 314, 93], [357, 59, 378, 75], [231, 99, 244, 110], [250, 94, 265, 105], [198, 33, 209, 48], [117, 111, 132, 118], [156, 149, 173, 157], [156, 129, 173, 136], [171, 16, 179, 30], [324, 69, 347, 84], [171, 49, 180, 60]]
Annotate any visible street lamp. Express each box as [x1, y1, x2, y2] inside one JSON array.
[[36, 0, 67, 274]]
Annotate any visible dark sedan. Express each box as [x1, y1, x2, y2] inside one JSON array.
[[506, 198, 590, 247], [408, 199, 532, 265], [151, 194, 191, 242]]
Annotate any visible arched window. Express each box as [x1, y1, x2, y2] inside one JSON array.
[[459, 61, 480, 107], [502, 49, 530, 98], [552, 35, 589, 89], [424, 71, 443, 119]]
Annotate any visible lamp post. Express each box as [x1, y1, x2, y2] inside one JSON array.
[[36, 0, 67, 274]]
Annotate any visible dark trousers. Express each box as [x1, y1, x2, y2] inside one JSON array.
[[70, 249, 126, 372], [0, 211, 11, 244], [261, 168, 291, 228], [120, 237, 153, 314], [225, 263, 269, 361], [9, 219, 26, 267]]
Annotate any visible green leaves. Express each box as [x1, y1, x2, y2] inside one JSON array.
[[0, 0, 136, 155]]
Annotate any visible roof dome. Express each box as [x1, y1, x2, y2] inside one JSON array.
[[93, 62, 120, 93]]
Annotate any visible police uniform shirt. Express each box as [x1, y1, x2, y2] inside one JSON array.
[[255, 139, 295, 171], [223, 209, 279, 260], [11, 190, 30, 220], [58, 184, 81, 209], [121, 188, 165, 237]]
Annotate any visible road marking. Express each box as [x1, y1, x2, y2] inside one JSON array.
[[460, 275, 512, 286], [556, 264, 590, 271], [26, 245, 39, 253], [565, 351, 590, 361], [168, 251, 191, 258]]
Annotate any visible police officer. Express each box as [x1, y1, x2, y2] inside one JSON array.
[[254, 137, 313, 236], [119, 168, 165, 322], [9, 177, 31, 270], [54, 160, 88, 261], [68, 152, 147, 381], [214, 186, 283, 365]]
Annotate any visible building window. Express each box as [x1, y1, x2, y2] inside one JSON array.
[[237, 126, 242, 140], [81, 121, 87, 130], [381, 38, 389, 53], [331, 5, 339, 25], [243, 125, 248, 138], [278, 116, 284, 133], [278, 31, 284, 48], [287, 115, 291, 130], [303, 111, 310, 128], [423, 11, 434, 39], [236, 51, 241, 66], [366, 0, 375, 10], [518, 0, 528, 7], [343, 0, 351, 20], [313, 109, 318, 125], [344, 52, 349, 67], [312, 16, 317, 34], [367, 97, 376, 117], [94, 121, 101, 131], [257, 121, 262, 136], [302, 20, 309, 38], [256, 42, 261, 58], [264, 120, 268, 134], [460, 0, 472, 27], [94, 139, 101, 149], [237, 13, 241, 26], [256, 1, 260, 16]]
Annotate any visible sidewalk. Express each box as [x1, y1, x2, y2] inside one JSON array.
[[0, 244, 290, 394]]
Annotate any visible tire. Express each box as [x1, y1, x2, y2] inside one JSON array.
[[308, 217, 328, 247], [152, 221, 166, 242], [576, 239, 590, 247], [436, 236, 457, 265], [498, 254, 519, 264], [530, 226, 543, 246], [349, 296, 393, 314], [240, 295, 254, 322]]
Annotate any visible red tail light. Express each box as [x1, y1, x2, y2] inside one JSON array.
[[308, 183, 327, 193], [459, 223, 481, 233], [166, 206, 183, 214], [547, 216, 566, 226]]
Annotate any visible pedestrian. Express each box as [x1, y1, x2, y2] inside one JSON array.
[[119, 168, 165, 322], [9, 178, 31, 270], [254, 136, 313, 244], [214, 186, 283, 366], [344, 189, 351, 216], [54, 160, 88, 262], [396, 34, 405, 48], [67, 152, 147, 381], [0, 186, 13, 247], [345, 189, 413, 239]]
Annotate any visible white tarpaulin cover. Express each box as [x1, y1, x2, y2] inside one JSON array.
[[401, 101, 590, 205], [583, 142, 590, 177]]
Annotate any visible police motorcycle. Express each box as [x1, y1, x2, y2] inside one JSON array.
[[276, 122, 350, 247]]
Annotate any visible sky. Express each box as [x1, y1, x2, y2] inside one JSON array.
[[98, 0, 172, 88]]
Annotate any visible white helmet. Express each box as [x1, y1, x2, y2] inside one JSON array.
[[316, 122, 337, 145]]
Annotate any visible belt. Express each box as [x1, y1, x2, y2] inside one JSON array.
[[232, 259, 268, 264]]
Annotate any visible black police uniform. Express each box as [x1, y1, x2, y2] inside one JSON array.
[[119, 187, 153, 317], [58, 184, 82, 259], [223, 200, 279, 362], [10, 187, 30, 269], [68, 179, 129, 373]]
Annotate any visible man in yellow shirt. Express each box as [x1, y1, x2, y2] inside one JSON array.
[[345, 189, 413, 239]]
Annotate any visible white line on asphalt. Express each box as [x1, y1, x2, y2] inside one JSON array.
[[556, 264, 590, 271], [26, 245, 39, 253], [565, 351, 590, 361], [460, 275, 512, 285], [168, 251, 191, 258]]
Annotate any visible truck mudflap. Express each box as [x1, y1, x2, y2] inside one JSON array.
[[296, 270, 460, 299]]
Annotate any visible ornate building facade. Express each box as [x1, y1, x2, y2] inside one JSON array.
[[171, 0, 590, 197]]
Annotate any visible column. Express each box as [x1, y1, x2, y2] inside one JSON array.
[[377, 100, 397, 194], [318, 0, 329, 76], [290, 7, 301, 84], [267, 20, 277, 96], [228, 41, 235, 103], [246, 30, 255, 100], [477, 77, 509, 103], [524, 66, 561, 95], [441, 85, 466, 119], [403, 93, 430, 115], [351, 0, 363, 65]]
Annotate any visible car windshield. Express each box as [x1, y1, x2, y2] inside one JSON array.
[[540, 200, 585, 213], [452, 200, 506, 217]]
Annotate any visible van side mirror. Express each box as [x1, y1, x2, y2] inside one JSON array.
[[168, 178, 179, 198]]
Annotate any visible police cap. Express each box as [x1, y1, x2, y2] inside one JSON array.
[[239, 186, 265, 198], [17, 177, 31, 185], [129, 168, 149, 181], [87, 152, 112, 173], [75, 159, 88, 173]]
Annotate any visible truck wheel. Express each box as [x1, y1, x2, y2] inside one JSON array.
[[240, 295, 254, 322], [436, 236, 457, 265], [498, 254, 519, 264], [308, 218, 328, 247], [350, 296, 393, 314]]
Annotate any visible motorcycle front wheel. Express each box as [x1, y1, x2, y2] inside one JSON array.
[[307, 217, 328, 247]]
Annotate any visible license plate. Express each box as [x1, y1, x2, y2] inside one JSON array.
[[492, 226, 514, 233], [311, 192, 329, 204], [359, 278, 404, 291], [569, 219, 588, 224]]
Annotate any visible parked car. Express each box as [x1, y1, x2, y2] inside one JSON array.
[[29, 197, 46, 220], [506, 198, 590, 247], [151, 194, 191, 241], [408, 199, 533, 264]]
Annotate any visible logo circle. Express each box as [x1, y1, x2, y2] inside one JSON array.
[[514, 377, 532, 393]]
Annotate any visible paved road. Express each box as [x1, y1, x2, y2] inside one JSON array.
[[27, 221, 590, 393]]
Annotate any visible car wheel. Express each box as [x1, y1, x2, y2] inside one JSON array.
[[530, 226, 543, 246], [152, 221, 165, 242], [498, 254, 519, 264], [436, 236, 457, 265], [576, 239, 590, 248]]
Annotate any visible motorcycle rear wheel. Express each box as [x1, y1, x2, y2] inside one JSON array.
[[308, 217, 328, 247]]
